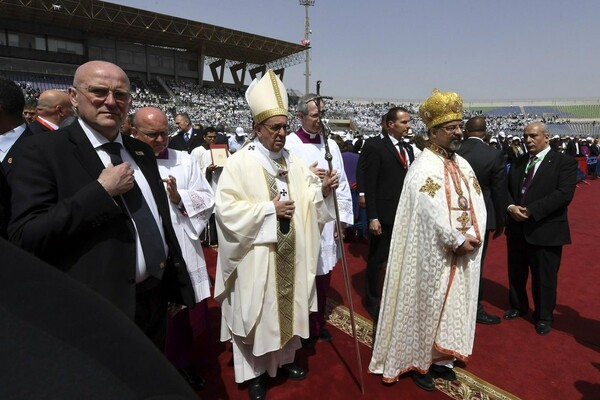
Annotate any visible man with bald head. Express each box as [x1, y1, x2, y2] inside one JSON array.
[[8, 61, 196, 346], [458, 116, 508, 325], [28, 89, 74, 133], [132, 107, 214, 389], [504, 121, 576, 336]]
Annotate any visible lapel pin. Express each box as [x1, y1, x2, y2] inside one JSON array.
[[7, 157, 13, 164], [135, 151, 145, 156]]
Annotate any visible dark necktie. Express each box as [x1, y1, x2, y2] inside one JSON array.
[[396, 142, 407, 169], [103, 142, 166, 279], [520, 155, 538, 206]]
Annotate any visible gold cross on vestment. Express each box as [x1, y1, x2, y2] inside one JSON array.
[[419, 177, 441, 198], [456, 211, 470, 231]]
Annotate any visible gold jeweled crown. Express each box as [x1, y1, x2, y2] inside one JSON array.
[[419, 88, 463, 129]]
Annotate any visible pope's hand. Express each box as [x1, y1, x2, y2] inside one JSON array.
[[273, 193, 295, 219], [309, 161, 326, 181]]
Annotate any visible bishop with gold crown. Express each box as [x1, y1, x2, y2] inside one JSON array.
[[369, 89, 487, 392], [214, 70, 338, 400]]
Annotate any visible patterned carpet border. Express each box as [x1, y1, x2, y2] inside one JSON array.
[[326, 299, 521, 400]]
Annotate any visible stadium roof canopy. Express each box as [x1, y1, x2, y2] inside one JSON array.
[[0, 0, 306, 67]]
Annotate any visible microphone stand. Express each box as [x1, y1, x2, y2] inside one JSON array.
[[306, 94, 365, 395]]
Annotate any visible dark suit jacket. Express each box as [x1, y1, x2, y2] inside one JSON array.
[[28, 117, 55, 134], [1, 125, 34, 238], [457, 137, 508, 231], [0, 238, 196, 399], [7, 121, 195, 318], [565, 141, 579, 157], [358, 135, 409, 225], [505, 149, 577, 246], [168, 128, 202, 153]]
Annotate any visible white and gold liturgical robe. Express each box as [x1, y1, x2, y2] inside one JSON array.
[[285, 130, 354, 275], [214, 139, 335, 358], [369, 147, 487, 382], [157, 149, 215, 302]]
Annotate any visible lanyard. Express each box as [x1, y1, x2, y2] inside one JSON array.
[[524, 156, 541, 175]]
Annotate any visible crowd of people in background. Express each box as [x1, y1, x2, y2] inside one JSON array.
[[9, 72, 599, 140]]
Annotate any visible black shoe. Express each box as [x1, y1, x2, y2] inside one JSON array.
[[178, 368, 206, 390], [247, 374, 267, 400], [430, 364, 457, 381], [318, 328, 333, 342], [503, 308, 526, 320], [411, 371, 435, 391], [535, 321, 552, 336], [280, 363, 307, 381], [301, 337, 315, 348], [476, 310, 501, 325], [363, 303, 380, 320]]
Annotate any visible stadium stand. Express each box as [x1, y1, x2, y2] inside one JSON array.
[[524, 106, 573, 119], [2, 69, 599, 138], [555, 104, 600, 119]]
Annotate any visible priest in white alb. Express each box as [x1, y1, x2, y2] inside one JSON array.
[[214, 70, 338, 400], [131, 107, 215, 390], [369, 89, 487, 392], [286, 93, 353, 345]]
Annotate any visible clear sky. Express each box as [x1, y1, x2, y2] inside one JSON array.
[[109, 0, 600, 102]]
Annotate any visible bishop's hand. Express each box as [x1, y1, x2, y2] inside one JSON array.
[[455, 233, 481, 255]]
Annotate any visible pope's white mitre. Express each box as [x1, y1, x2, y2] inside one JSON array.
[[245, 69, 288, 125]]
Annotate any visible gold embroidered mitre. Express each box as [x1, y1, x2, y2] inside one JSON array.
[[419, 88, 463, 129], [245, 69, 289, 125]]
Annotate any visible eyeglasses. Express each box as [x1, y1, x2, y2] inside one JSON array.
[[261, 123, 290, 133], [74, 85, 131, 103], [438, 124, 464, 133], [138, 130, 169, 139]]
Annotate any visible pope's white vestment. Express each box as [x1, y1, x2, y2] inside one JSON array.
[[214, 139, 335, 381], [157, 149, 215, 302], [369, 147, 487, 382]]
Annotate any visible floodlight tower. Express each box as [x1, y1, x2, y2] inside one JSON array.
[[299, 0, 315, 94]]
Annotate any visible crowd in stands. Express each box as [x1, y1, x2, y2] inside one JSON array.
[[5, 70, 600, 140]]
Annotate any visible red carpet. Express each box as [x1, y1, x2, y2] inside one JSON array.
[[196, 178, 600, 399]]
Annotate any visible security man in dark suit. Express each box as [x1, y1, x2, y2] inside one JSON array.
[[169, 112, 203, 153], [358, 107, 412, 319], [0, 77, 34, 238], [504, 122, 577, 336], [458, 116, 508, 325], [8, 61, 195, 347]]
